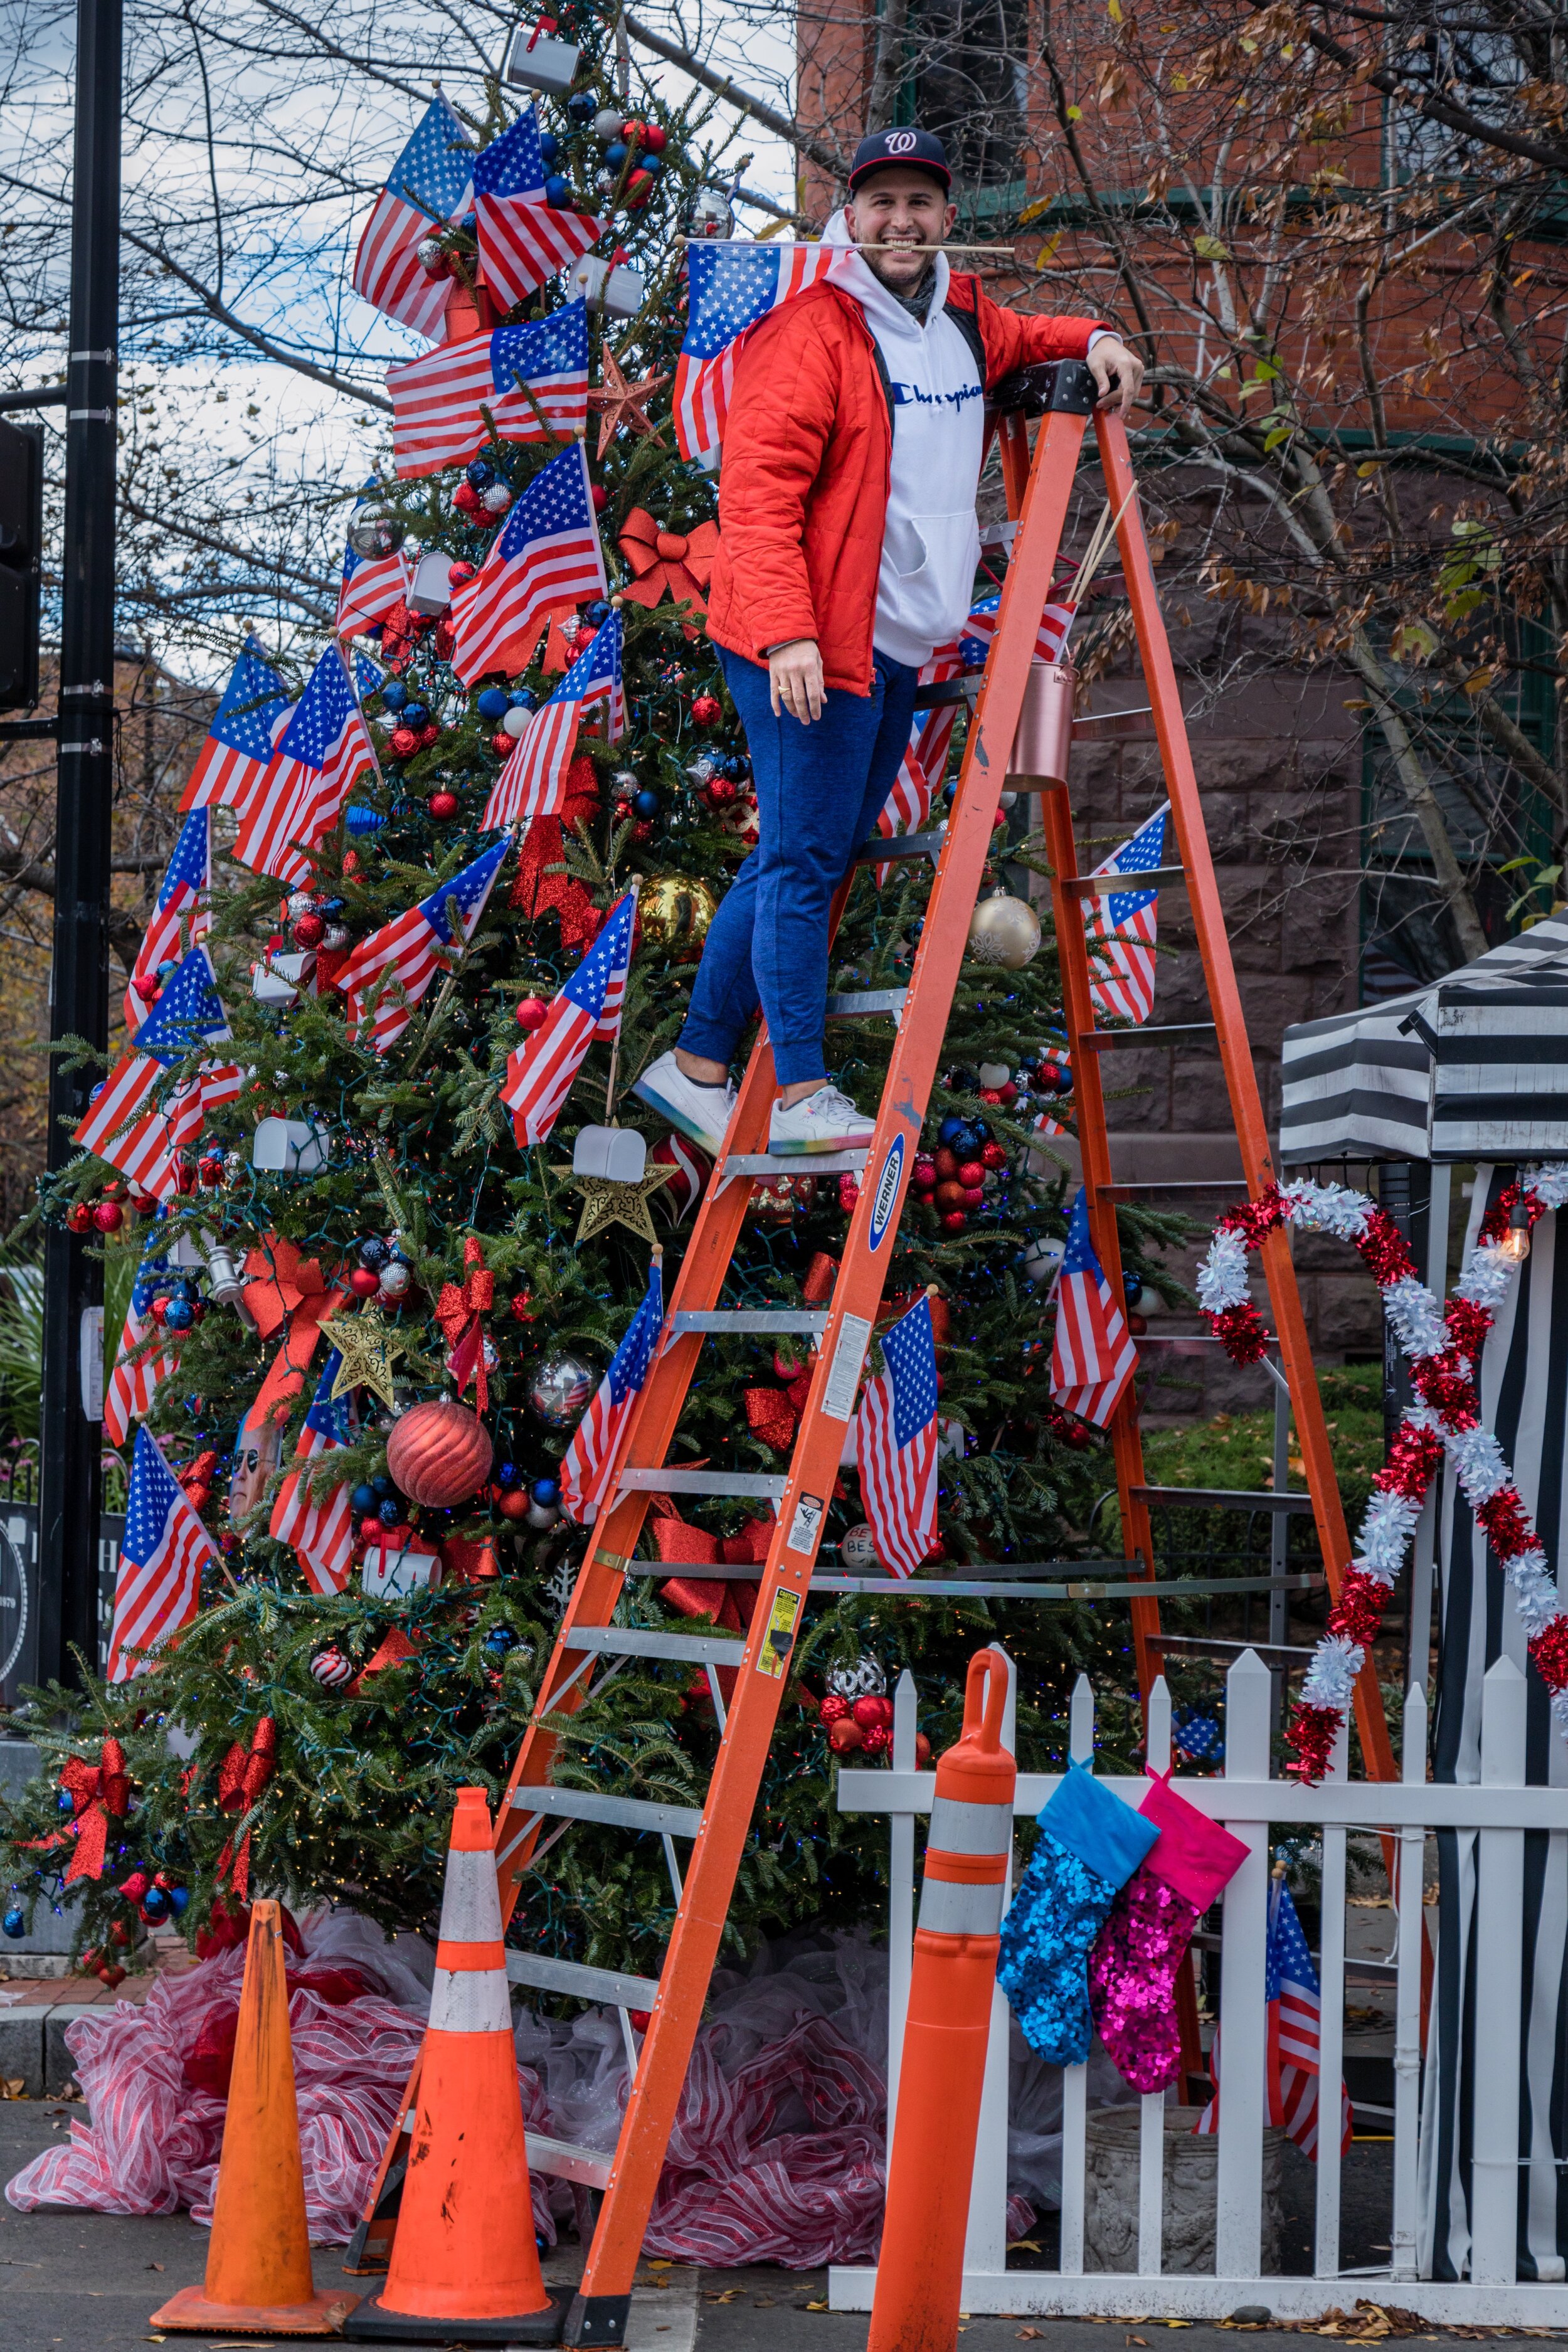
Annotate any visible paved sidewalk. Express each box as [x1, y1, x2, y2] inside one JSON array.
[[1, 2104, 1564, 2352]]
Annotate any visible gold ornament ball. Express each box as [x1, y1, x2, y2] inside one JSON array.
[[967, 892, 1042, 968], [637, 874, 719, 963]]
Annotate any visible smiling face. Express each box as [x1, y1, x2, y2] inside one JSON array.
[[845, 166, 959, 294]]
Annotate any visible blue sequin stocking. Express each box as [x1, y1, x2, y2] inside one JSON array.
[[996, 1828, 1120, 2067]]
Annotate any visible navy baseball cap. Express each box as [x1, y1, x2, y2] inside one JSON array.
[[847, 127, 952, 194]]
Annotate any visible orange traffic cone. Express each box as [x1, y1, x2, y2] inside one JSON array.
[[151, 1899, 359, 2336], [868, 1648, 1017, 2352], [344, 1787, 562, 2344]]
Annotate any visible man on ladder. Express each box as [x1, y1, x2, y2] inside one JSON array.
[[634, 125, 1144, 1159]]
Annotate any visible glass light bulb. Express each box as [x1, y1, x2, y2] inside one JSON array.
[[1502, 1216, 1532, 1263]]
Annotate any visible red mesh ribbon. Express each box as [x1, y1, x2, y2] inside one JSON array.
[[802, 1253, 839, 1305], [1285, 1701, 1343, 1783], [347, 1627, 420, 1695], [745, 1385, 800, 1453], [1529, 1615, 1568, 1693], [617, 507, 720, 635], [507, 755, 603, 953], [436, 1236, 496, 1411]]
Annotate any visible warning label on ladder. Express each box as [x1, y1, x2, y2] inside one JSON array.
[[756, 1589, 801, 1679], [821, 1313, 872, 1421]]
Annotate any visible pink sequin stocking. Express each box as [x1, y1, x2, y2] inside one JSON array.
[[1088, 1870, 1201, 2095]]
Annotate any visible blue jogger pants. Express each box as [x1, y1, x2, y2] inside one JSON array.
[[679, 647, 920, 1089]]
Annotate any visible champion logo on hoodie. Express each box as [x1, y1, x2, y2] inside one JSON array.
[[888, 377, 984, 413]]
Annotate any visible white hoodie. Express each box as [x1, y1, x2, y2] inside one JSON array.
[[823, 210, 986, 671]]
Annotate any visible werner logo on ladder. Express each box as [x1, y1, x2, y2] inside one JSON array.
[[350, 125, 1391, 2350]]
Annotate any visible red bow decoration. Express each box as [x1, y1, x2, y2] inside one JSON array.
[[436, 1236, 495, 1411], [618, 509, 719, 637], [508, 754, 603, 953], [650, 1510, 770, 1705], [745, 1372, 812, 1454], [346, 1626, 420, 1697], [55, 1739, 132, 1884], [214, 1717, 278, 1905], [239, 1238, 349, 1448]]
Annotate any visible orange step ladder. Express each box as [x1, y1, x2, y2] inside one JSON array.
[[349, 363, 1394, 2346]]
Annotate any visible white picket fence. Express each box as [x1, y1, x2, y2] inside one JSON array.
[[829, 1645, 1568, 2325]]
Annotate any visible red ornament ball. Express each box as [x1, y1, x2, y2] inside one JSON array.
[[852, 1693, 894, 1731], [492, 730, 514, 755], [705, 776, 738, 807], [839, 1175, 861, 1211], [358, 1515, 383, 1543], [827, 1717, 863, 1754], [913, 1155, 936, 1189], [689, 693, 721, 726], [961, 1185, 985, 1210], [427, 790, 460, 822], [642, 122, 668, 154], [516, 996, 548, 1032], [624, 169, 654, 209], [1128, 1311, 1148, 1335], [65, 1202, 93, 1234], [861, 1724, 892, 1757], [453, 480, 484, 518], [93, 1200, 124, 1234], [941, 1210, 968, 1234], [982, 1142, 1009, 1171], [914, 1732, 932, 1767], [818, 1693, 849, 1725], [386, 1397, 495, 1508], [418, 722, 440, 749], [447, 560, 477, 588], [133, 974, 161, 1004], [590, 482, 608, 512], [957, 1160, 983, 1189], [509, 1289, 536, 1322], [292, 912, 326, 949], [498, 1490, 531, 1522], [349, 1267, 381, 1298], [389, 726, 419, 760]]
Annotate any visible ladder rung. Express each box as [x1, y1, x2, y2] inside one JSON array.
[[526, 2132, 614, 2191], [853, 829, 945, 867], [1094, 1179, 1250, 1197], [1069, 866, 1185, 892], [721, 1149, 868, 1179], [825, 988, 908, 1020], [508, 1784, 704, 1838], [563, 1625, 748, 1666], [1084, 1022, 1216, 1051], [507, 1951, 662, 2011], [815, 1568, 1325, 1600], [669, 1310, 829, 1337], [1131, 1484, 1317, 1515], [617, 1467, 787, 1500], [1072, 705, 1155, 727], [912, 677, 979, 711]]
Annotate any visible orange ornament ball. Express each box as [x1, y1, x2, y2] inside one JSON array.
[[386, 1398, 495, 1508]]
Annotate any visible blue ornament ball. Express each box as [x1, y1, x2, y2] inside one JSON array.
[[465, 458, 496, 490], [476, 686, 510, 723], [531, 1478, 559, 1508], [346, 804, 384, 836], [950, 1123, 981, 1159], [162, 1301, 194, 1332], [381, 680, 409, 713], [377, 1498, 402, 1529], [359, 1236, 390, 1271], [566, 89, 595, 123], [56, 1788, 75, 1814], [1123, 1274, 1145, 1308], [166, 1887, 189, 1917], [633, 789, 660, 820], [539, 131, 559, 164], [938, 1116, 966, 1148], [351, 1483, 378, 1515], [603, 140, 628, 170], [509, 687, 536, 712], [640, 151, 663, 174], [544, 173, 571, 206], [1, 1906, 23, 1939], [401, 701, 430, 729], [371, 1474, 392, 1500], [584, 598, 611, 626], [483, 1625, 517, 1657], [140, 1885, 169, 1922], [496, 1459, 520, 1490]]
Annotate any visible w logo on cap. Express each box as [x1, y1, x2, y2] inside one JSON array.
[[848, 126, 952, 190], [885, 129, 918, 154]]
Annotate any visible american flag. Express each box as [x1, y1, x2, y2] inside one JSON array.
[[501, 886, 636, 1147], [387, 302, 590, 480], [856, 1295, 940, 1579], [179, 638, 293, 814], [674, 240, 853, 460], [449, 442, 607, 686], [337, 517, 411, 640], [335, 835, 511, 1054], [354, 651, 384, 701], [473, 109, 601, 310], [233, 645, 376, 887], [1085, 804, 1169, 1026], [106, 1427, 217, 1683], [1049, 1186, 1136, 1428], [124, 810, 210, 1033], [874, 647, 965, 881], [1196, 1876, 1353, 2162], [482, 608, 623, 830], [268, 1348, 358, 1596], [351, 94, 474, 340], [559, 1257, 663, 1525], [104, 1228, 177, 1448], [959, 590, 1077, 669], [75, 948, 245, 1202]]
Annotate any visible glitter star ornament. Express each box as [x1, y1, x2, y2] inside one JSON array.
[[561, 1162, 674, 1244], [322, 1303, 408, 1408], [587, 346, 671, 458]]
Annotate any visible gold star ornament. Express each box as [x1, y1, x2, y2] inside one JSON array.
[[561, 1163, 675, 1245], [587, 346, 671, 459], [321, 1302, 409, 1409]]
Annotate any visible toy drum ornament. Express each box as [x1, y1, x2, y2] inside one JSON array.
[[1008, 660, 1076, 790]]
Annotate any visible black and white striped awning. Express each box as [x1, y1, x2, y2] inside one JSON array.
[[1279, 915, 1568, 1163]]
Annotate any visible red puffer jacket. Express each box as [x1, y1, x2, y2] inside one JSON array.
[[705, 275, 1109, 694]]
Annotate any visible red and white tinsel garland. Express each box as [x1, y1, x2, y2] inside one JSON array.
[[1197, 1168, 1568, 1782]]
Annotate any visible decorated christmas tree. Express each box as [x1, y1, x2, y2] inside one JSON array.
[[0, 9, 1180, 1979]]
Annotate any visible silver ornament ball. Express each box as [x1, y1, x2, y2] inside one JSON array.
[[415, 233, 447, 275], [286, 889, 316, 919], [481, 480, 513, 516], [346, 502, 406, 561], [501, 705, 529, 739], [378, 1260, 412, 1300], [529, 1348, 598, 1428], [688, 188, 733, 240], [827, 1651, 887, 1702], [592, 105, 625, 140]]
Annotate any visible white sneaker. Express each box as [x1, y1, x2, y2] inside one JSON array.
[[768, 1085, 876, 1156], [631, 1049, 736, 1157]]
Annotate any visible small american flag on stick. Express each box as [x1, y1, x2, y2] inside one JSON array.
[[1196, 1875, 1353, 2161], [351, 95, 474, 340], [124, 810, 210, 1033], [482, 609, 623, 830], [75, 949, 245, 1204], [857, 1294, 941, 1579], [674, 240, 852, 461], [179, 639, 292, 815], [104, 1229, 179, 1448], [448, 442, 606, 686], [269, 1348, 358, 1596], [335, 836, 511, 1054], [473, 109, 601, 309], [1049, 1187, 1136, 1428], [1085, 803, 1169, 1027], [233, 645, 376, 887], [106, 1428, 218, 1683], [559, 1256, 664, 1525], [501, 885, 636, 1148], [387, 304, 590, 480]]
